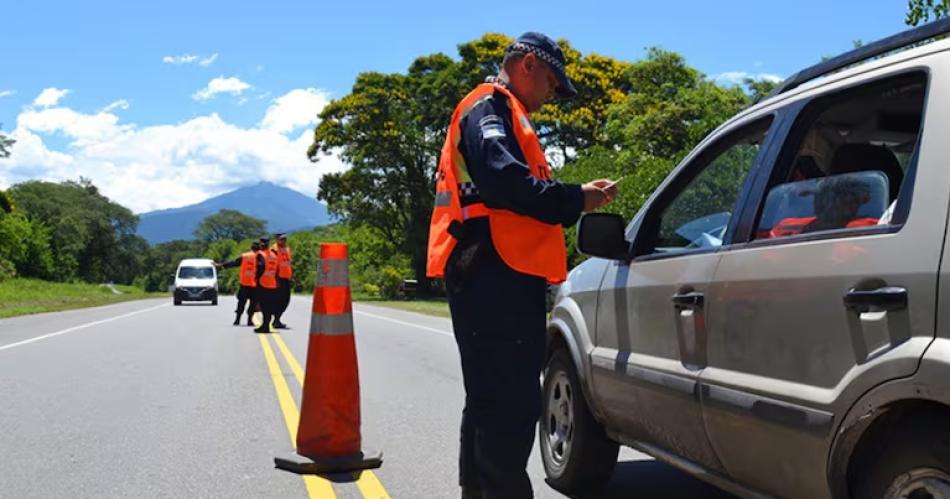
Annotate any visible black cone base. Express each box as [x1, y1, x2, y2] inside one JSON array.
[[274, 450, 383, 475]]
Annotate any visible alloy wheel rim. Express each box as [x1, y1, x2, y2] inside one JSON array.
[[885, 468, 950, 499], [545, 370, 575, 471]]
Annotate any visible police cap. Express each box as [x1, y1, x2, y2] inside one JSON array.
[[507, 32, 578, 99]]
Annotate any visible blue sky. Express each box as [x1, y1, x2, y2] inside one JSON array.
[[0, 0, 911, 213]]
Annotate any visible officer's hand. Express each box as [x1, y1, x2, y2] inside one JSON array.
[[582, 179, 618, 212]]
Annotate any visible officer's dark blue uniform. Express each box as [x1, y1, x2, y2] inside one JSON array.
[[445, 33, 584, 499]]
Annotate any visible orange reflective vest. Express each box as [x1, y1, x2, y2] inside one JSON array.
[[259, 250, 279, 289], [239, 251, 258, 287], [426, 83, 567, 284], [275, 245, 292, 279]]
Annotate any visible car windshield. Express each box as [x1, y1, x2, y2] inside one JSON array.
[[178, 266, 214, 279]]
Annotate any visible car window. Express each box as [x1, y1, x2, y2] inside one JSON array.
[[178, 266, 214, 278], [758, 171, 889, 238], [754, 71, 926, 241], [651, 119, 772, 254]]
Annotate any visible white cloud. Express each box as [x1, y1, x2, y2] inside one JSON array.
[[163, 53, 218, 66], [193, 76, 252, 101], [713, 71, 783, 85], [33, 87, 70, 108], [0, 88, 342, 213], [0, 90, 15, 98], [260, 88, 330, 134], [163, 54, 199, 64], [101, 99, 130, 113]]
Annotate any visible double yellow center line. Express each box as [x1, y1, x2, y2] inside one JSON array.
[[258, 327, 391, 499]]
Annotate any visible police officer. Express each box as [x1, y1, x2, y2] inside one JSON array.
[[254, 236, 280, 334], [272, 233, 292, 329], [215, 241, 261, 326], [426, 32, 617, 498]]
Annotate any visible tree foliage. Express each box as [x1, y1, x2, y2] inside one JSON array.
[[194, 209, 267, 242], [556, 48, 754, 265], [0, 129, 13, 159], [8, 179, 145, 283], [906, 0, 950, 25]]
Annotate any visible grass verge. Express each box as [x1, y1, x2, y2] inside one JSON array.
[[352, 293, 451, 318], [0, 278, 165, 319]]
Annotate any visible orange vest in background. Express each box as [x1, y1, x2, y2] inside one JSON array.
[[276, 245, 293, 279], [426, 83, 567, 284], [259, 250, 279, 289], [239, 251, 258, 287]]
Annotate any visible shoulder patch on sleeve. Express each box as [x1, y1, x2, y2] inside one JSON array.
[[478, 114, 506, 139]]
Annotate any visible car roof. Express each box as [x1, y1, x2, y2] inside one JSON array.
[[178, 258, 215, 267]]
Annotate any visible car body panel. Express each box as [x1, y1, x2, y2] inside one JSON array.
[[548, 38, 950, 499]]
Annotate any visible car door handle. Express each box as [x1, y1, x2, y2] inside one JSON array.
[[671, 291, 704, 308], [843, 286, 907, 312]]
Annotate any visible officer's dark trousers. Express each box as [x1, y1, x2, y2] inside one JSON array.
[[235, 285, 256, 318], [258, 288, 277, 328], [275, 278, 291, 322], [447, 242, 547, 499]]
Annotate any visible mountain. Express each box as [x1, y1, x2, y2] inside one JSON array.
[[136, 182, 331, 244]]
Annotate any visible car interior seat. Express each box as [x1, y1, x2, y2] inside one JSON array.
[[830, 144, 903, 201]]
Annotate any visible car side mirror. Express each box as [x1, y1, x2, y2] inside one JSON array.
[[577, 213, 630, 260]]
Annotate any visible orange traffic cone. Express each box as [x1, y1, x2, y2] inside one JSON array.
[[274, 243, 382, 474]]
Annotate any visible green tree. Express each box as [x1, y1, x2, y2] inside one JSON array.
[[193, 209, 267, 242], [0, 212, 54, 278], [906, 0, 950, 25], [0, 190, 13, 213], [557, 48, 752, 266], [743, 77, 779, 104], [0, 128, 13, 158], [9, 178, 141, 283], [308, 33, 631, 292]]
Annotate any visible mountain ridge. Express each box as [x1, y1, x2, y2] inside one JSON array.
[[136, 182, 331, 244]]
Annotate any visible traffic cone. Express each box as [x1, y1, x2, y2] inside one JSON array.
[[274, 242, 382, 474]]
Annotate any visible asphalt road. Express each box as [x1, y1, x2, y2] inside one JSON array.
[[0, 296, 736, 499]]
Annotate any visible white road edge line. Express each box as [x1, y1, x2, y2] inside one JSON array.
[[0, 302, 171, 352], [354, 309, 453, 337]]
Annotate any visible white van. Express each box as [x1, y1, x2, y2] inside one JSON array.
[[173, 258, 218, 306]]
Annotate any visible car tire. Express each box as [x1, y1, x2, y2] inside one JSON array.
[[540, 347, 619, 495], [173, 297, 181, 306], [851, 410, 950, 499], [211, 296, 218, 306]]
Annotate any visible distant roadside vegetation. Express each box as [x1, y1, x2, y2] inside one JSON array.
[[0, 278, 160, 318]]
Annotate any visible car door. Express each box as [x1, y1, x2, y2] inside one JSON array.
[[700, 69, 944, 499], [589, 117, 775, 473]]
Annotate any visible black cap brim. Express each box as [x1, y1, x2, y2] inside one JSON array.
[[554, 67, 578, 99]]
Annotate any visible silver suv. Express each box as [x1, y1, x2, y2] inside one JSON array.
[[541, 20, 950, 499]]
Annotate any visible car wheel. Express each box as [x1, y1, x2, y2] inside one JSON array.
[[173, 297, 181, 306], [851, 410, 950, 499], [211, 297, 218, 306], [540, 347, 619, 495]]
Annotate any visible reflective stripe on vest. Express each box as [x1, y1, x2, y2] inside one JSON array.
[[276, 245, 292, 279], [259, 250, 279, 289], [426, 83, 567, 284], [239, 251, 258, 287]]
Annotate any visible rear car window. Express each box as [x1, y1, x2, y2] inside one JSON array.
[[755, 71, 927, 240]]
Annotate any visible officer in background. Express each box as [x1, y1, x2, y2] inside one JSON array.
[[215, 241, 261, 326], [426, 32, 616, 498], [272, 233, 292, 329], [254, 236, 280, 334]]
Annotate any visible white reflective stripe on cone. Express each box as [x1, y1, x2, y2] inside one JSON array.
[[316, 259, 349, 288], [309, 312, 354, 336]]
